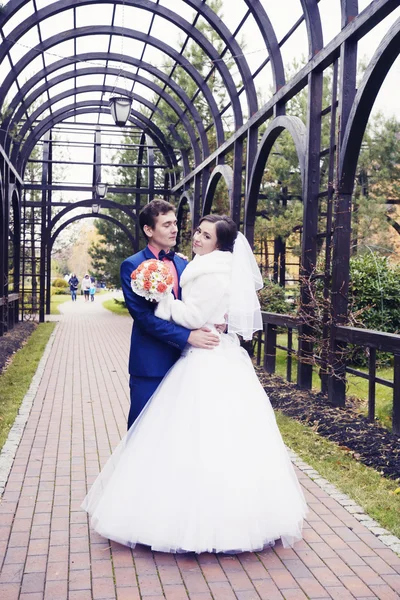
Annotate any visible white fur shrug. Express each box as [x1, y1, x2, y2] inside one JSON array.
[[155, 250, 232, 329]]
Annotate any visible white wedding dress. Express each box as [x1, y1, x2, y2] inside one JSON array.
[[82, 250, 307, 553]]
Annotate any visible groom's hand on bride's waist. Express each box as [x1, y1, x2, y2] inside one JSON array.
[[215, 322, 227, 334], [188, 328, 220, 349]]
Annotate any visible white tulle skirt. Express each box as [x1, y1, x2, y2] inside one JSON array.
[[82, 332, 307, 553]]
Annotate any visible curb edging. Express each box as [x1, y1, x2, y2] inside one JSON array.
[[287, 447, 400, 556]]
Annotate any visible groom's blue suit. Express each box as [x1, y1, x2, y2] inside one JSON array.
[[120, 246, 191, 428]]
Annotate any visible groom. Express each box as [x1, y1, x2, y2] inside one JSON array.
[[120, 199, 220, 428]]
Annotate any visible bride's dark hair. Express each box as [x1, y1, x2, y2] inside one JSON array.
[[199, 215, 238, 252]]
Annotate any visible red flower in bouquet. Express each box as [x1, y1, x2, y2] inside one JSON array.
[[130, 259, 173, 302]]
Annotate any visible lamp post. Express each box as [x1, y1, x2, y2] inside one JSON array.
[[95, 182, 108, 198], [92, 182, 107, 214], [109, 96, 132, 127]]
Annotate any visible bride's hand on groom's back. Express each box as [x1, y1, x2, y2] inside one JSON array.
[[188, 328, 220, 349], [175, 251, 189, 261]]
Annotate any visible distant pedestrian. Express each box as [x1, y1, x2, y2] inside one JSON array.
[[89, 282, 96, 302], [68, 273, 79, 302], [81, 274, 91, 302]]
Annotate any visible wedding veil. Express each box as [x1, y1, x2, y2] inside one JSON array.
[[227, 232, 264, 340]]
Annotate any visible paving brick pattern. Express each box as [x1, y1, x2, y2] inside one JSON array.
[[0, 297, 399, 599]]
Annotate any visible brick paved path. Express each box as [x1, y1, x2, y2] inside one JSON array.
[[0, 296, 399, 600]]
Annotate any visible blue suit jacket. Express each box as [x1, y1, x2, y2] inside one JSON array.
[[120, 246, 191, 377]]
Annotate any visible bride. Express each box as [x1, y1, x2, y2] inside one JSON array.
[[82, 214, 307, 553]]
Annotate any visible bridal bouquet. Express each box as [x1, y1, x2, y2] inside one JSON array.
[[130, 259, 174, 302]]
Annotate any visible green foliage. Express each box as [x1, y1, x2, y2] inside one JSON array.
[[89, 210, 137, 288], [51, 287, 69, 296], [353, 113, 400, 255], [52, 278, 69, 288], [255, 64, 400, 267], [254, 63, 334, 258], [350, 252, 400, 334], [257, 279, 292, 314], [255, 196, 303, 245]]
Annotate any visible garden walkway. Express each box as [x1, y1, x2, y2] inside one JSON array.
[[0, 296, 399, 600]]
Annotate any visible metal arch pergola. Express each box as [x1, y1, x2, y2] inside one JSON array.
[[0, 0, 399, 412]]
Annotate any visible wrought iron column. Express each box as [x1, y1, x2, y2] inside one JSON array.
[[146, 134, 155, 203], [135, 132, 145, 251], [39, 133, 50, 323], [328, 37, 358, 406], [93, 127, 102, 201], [46, 132, 53, 315], [11, 182, 21, 321], [297, 70, 324, 389], [232, 139, 243, 226], [0, 158, 6, 335], [193, 172, 202, 229], [244, 126, 259, 245]]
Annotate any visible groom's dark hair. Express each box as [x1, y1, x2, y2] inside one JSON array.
[[139, 199, 176, 239], [200, 214, 238, 252]]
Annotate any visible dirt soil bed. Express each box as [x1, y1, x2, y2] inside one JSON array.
[[256, 368, 400, 481], [0, 321, 37, 374]]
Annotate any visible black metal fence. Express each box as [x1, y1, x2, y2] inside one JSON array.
[[255, 311, 400, 435]]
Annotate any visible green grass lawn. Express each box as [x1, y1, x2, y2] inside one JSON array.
[[272, 333, 394, 429], [0, 322, 56, 450], [50, 294, 71, 314], [277, 411, 400, 538], [102, 298, 129, 316]]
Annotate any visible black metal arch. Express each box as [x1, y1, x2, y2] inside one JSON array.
[[13, 84, 202, 170], [202, 165, 234, 217], [5, 64, 209, 164], [50, 213, 136, 251], [18, 109, 178, 185], [181, 0, 257, 116], [300, 0, 324, 58], [17, 104, 178, 178], [0, 0, 282, 113], [0, 23, 237, 137], [245, 115, 307, 240], [9, 185, 21, 295], [0, 26, 224, 151], [49, 199, 137, 232], [339, 17, 400, 192], [0, 0, 253, 120], [176, 191, 194, 251], [242, 0, 285, 93], [2, 53, 210, 155], [0, 0, 398, 417], [178, 191, 194, 222], [10, 183, 20, 209]]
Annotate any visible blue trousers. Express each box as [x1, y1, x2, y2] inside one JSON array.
[[128, 375, 163, 429]]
